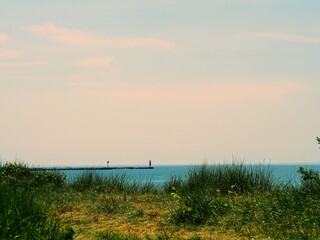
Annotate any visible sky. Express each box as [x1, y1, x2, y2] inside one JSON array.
[[1, 0, 320, 166]]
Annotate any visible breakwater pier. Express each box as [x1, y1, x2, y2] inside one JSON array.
[[30, 160, 154, 171], [30, 166, 154, 171]]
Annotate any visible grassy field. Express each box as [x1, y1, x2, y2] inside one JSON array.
[[1, 162, 320, 239]]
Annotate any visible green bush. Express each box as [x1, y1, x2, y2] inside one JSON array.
[[70, 171, 105, 192], [298, 167, 320, 194], [31, 171, 66, 188], [0, 162, 32, 188], [97, 231, 140, 240], [183, 163, 273, 195], [70, 171, 158, 194], [256, 188, 320, 239], [170, 185, 232, 226], [0, 162, 66, 189], [163, 176, 184, 193], [96, 230, 201, 240], [224, 168, 320, 239], [0, 185, 74, 239], [169, 163, 273, 226], [172, 194, 214, 225]]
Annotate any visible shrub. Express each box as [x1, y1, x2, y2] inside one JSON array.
[[98, 196, 123, 214], [0, 162, 32, 188], [187, 163, 273, 195], [163, 176, 184, 194], [172, 194, 213, 225], [70, 171, 158, 194], [70, 171, 105, 192], [31, 171, 66, 188], [171, 188, 231, 225], [168, 163, 273, 226], [0, 162, 66, 189], [297, 167, 320, 194], [0, 185, 74, 239], [256, 188, 320, 239], [96, 231, 140, 240]]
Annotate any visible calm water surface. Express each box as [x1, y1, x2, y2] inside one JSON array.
[[61, 164, 320, 186]]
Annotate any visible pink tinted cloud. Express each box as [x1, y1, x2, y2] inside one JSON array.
[[0, 50, 23, 58], [71, 81, 307, 106], [0, 33, 9, 42], [0, 61, 48, 68], [248, 32, 320, 44], [25, 24, 174, 48], [78, 56, 113, 67]]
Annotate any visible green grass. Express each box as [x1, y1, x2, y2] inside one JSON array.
[[70, 171, 158, 194], [0, 185, 74, 239], [2, 161, 320, 239], [0, 162, 73, 239], [165, 163, 320, 239], [167, 162, 273, 195], [0, 161, 66, 189], [96, 231, 202, 240], [165, 162, 274, 227]]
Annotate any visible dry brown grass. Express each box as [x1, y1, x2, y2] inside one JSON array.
[[54, 192, 271, 240]]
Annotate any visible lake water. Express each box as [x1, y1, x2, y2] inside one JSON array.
[[61, 163, 320, 186]]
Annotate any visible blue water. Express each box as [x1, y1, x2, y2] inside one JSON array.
[[64, 165, 191, 185], [61, 164, 320, 186]]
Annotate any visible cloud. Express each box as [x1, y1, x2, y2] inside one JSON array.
[[227, 0, 280, 4], [247, 32, 320, 44], [0, 61, 48, 68], [78, 56, 113, 67], [0, 33, 9, 42], [0, 48, 46, 68], [70, 80, 307, 106], [24, 24, 175, 49], [0, 50, 23, 58]]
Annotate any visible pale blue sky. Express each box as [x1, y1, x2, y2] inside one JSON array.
[[1, 1, 319, 166]]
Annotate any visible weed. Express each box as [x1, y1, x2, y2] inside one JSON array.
[[0, 162, 66, 189], [3, 162, 320, 239], [0, 185, 74, 239], [183, 163, 273, 195], [96, 231, 140, 240], [99, 196, 123, 214], [70, 171, 105, 192]]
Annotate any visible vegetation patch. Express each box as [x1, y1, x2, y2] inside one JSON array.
[[2, 161, 320, 239]]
